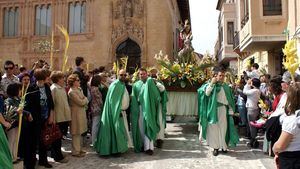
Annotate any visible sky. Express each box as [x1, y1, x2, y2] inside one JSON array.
[[189, 0, 219, 55]]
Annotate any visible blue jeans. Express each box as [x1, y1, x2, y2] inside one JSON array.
[[238, 105, 247, 125]]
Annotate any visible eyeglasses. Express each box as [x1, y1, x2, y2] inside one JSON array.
[[4, 67, 14, 70]]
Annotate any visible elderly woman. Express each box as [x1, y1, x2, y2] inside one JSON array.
[[273, 82, 300, 169], [50, 71, 70, 163], [67, 74, 88, 157]]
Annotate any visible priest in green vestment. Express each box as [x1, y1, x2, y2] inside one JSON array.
[[94, 69, 132, 156], [198, 69, 239, 156], [149, 68, 168, 148], [131, 68, 164, 155], [0, 125, 13, 169]]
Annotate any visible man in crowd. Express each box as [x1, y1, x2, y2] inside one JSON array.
[[198, 68, 239, 156], [1, 60, 19, 96], [94, 69, 132, 156], [73, 56, 89, 97], [131, 68, 165, 155]]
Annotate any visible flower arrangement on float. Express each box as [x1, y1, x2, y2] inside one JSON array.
[[154, 51, 215, 90]]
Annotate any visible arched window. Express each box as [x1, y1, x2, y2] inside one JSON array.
[[69, 1, 86, 34], [3, 7, 19, 37], [35, 5, 51, 36]]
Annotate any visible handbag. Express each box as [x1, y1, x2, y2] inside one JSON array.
[[41, 123, 62, 146]]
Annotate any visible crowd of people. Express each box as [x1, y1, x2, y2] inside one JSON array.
[[1, 57, 300, 169], [198, 63, 300, 169], [0, 57, 167, 169]]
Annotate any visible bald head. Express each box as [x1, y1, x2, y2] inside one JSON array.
[[118, 69, 127, 82]]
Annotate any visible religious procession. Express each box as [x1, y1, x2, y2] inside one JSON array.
[[1, 0, 300, 169]]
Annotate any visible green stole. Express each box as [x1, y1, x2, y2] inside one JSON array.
[[197, 82, 239, 147], [0, 125, 13, 169], [130, 78, 161, 152], [94, 80, 128, 155]]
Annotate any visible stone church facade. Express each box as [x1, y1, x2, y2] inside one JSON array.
[[0, 0, 190, 72]]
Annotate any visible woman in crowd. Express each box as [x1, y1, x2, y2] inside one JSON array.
[[50, 71, 70, 163], [89, 75, 103, 146], [19, 72, 31, 87], [273, 82, 300, 169], [5, 83, 32, 162], [243, 78, 261, 148], [263, 76, 287, 156], [68, 74, 89, 157], [23, 68, 57, 168]]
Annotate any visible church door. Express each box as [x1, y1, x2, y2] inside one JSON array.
[[116, 38, 141, 74]]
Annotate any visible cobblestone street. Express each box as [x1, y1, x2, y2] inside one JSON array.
[[28, 120, 275, 169]]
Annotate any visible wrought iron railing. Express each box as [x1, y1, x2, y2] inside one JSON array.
[[233, 31, 239, 50]]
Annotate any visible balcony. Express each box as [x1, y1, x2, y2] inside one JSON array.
[[233, 31, 239, 51]]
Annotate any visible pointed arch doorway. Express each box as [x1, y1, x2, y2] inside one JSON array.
[[116, 38, 141, 74]]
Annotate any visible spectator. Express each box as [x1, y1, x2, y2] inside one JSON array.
[[89, 75, 103, 146], [73, 56, 88, 97], [17, 66, 27, 79], [19, 73, 31, 87], [23, 68, 56, 168], [243, 78, 261, 148], [67, 74, 88, 157], [5, 83, 32, 162], [1, 60, 19, 96], [13, 64, 20, 76], [50, 71, 70, 163], [247, 63, 260, 79], [273, 82, 300, 169]]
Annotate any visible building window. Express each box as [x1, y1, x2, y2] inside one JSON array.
[[263, 0, 282, 16], [35, 5, 51, 36], [3, 7, 19, 37], [227, 22, 234, 45], [69, 2, 86, 34], [219, 26, 223, 48]]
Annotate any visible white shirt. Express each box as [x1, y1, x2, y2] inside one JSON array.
[[281, 110, 300, 152], [247, 69, 260, 79], [122, 88, 130, 110], [243, 84, 261, 109]]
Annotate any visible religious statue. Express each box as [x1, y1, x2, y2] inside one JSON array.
[[125, 0, 132, 17], [178, 20, 195, 64]]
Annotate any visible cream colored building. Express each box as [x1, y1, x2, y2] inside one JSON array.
[[215, 0, 238, 72], [287, 0, 300, 62], [0, 0, 190, 73], [233, 0, 288, 76]]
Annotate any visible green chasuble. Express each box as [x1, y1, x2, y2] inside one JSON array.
[[130, 78, 161, 152], [0, 125, 13, 169], [197, 82, 239, 147], [160, 90, 168, 128], [94, 80, 128, 155]]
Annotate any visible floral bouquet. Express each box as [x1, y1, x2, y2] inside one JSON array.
[[154, 51, 215, 90]]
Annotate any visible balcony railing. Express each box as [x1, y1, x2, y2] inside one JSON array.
[[233, 31, 239, 50], [241, 13, 249, 29]]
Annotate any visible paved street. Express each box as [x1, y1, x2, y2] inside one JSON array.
[[19, 119, 273, 169]]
